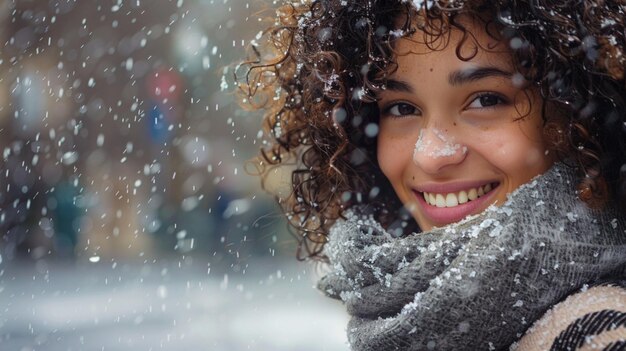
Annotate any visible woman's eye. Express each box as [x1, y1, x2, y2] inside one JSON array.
[[386, 103, 418, 117], [467, 93, 506, 109]]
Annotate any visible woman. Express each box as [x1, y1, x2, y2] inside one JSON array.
[[238, 0, 626, 349]]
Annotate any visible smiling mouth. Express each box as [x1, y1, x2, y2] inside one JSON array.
[[420, 182, 499, 208]]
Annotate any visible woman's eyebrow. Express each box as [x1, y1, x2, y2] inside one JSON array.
[[383, 79, 414, 93], [448, 66, 512, 86], [384, 66, 513, 94]]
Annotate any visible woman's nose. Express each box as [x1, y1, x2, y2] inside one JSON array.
[[412, 127, 467, 174]]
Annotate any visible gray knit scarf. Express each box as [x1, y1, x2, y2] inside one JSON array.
[[318, 163, 626, 350]]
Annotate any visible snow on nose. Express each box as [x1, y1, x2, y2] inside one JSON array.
[[412, 128, 467, 166]]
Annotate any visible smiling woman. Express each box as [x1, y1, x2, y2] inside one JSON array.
[[377, 15, 553, 230], [238, 1, 626, 350]]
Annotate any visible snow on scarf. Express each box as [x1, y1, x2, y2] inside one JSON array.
[[317, 163, 626, 350]]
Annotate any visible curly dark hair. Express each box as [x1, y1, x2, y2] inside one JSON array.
[[237, 0, 626, 260]]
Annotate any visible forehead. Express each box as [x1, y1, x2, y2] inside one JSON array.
[[392, 14, 512, 70]]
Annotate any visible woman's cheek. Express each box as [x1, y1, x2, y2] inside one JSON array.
[[377, 120, 421, 169], [376, 132, 397, 178], [377, 134, 408, 177], [471, 129, 548, 174]]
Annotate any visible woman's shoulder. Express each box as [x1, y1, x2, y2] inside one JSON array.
[[514, 282, 626, 351]]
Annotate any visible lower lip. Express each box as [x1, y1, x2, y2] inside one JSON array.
[[413, 185, 499, 227]]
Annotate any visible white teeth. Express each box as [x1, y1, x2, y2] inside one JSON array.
[[484, 183, 492, 193], [423, 183, 495, 208], [445, 193, 458, 207], [435, 194, 446, 207], [458, 190, 468, 204], [468, 188, 478, 200]]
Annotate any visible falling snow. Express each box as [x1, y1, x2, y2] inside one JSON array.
[[0, 0, 337, 350]]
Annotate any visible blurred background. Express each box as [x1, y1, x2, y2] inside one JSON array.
[[0, 0, 347, 350]]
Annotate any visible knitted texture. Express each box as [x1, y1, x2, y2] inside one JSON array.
[[317, 163, 626, 350]]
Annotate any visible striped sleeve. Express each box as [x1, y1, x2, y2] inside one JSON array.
[[550, 309, 626, 351], [514, 284, 626, 351]]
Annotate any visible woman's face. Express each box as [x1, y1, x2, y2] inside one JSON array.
[[376, 17, 554, 231]]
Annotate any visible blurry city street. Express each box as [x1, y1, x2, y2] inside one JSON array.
[[0, 1, 349, 350], [0, 258, 348, 351]]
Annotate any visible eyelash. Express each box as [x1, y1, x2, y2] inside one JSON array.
[[381, 92, 509, 118], [467, 92, 509, 109], [382, 102, 419, 118]]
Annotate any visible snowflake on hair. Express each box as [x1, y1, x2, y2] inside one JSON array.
[[401, 0, 435, 10]]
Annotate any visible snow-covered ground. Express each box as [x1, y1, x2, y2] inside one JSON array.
[[0, 258, 348, 351]]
